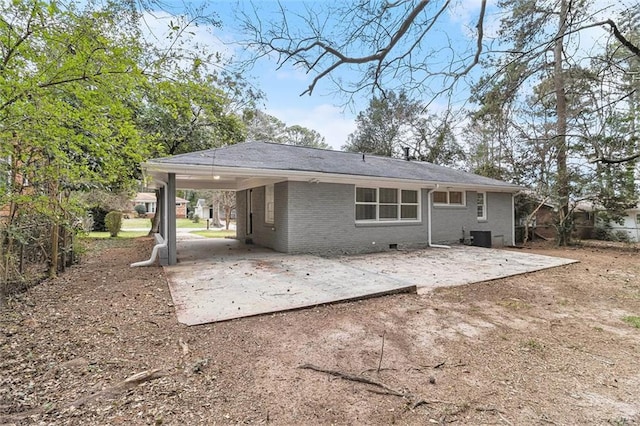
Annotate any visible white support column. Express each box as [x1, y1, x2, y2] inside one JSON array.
[[167, 173, 177, 265], [511, 193, 516, 246]]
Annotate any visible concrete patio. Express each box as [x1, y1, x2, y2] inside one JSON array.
[[164, 238, 578, 325]]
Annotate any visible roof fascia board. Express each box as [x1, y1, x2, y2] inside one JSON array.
[[236, 177, 287, 191]]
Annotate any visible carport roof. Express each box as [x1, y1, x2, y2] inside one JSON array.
[[144, 141, 521, 191]]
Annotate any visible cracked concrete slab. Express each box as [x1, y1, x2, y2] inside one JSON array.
[[164, 239, 577, 325]]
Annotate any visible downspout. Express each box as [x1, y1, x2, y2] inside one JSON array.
[[426, 188, 451, 249], [511, 193, 516, 246], [131, 181, 168, 267]]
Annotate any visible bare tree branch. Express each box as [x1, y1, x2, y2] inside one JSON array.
[[591, 152, 640, 164]]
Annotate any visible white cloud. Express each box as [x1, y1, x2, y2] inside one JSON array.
[[267, 104, 356, 150], [448, 0, 501, 40], [274, 67, 309, 82]]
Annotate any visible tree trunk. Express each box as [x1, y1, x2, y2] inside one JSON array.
[[148, 189, 161, 235], [211, 200, 222, 227], [48, 178, 60, 279], [49, 219, 59, 279], [224, 206, 231, 230], [554, 0, 570, 246]]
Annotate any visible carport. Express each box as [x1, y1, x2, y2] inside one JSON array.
[[165, 238, 577, 325]]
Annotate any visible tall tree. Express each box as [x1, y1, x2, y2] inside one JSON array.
[[284, 125, 330, 149], [0, 0, 252, 277], [243, 109, 330, 149], [1, 0, 150, 276], [344, 91, 464, 166], [243, 110, 287, 143], [137, 73, 247, 156], [470, 0, 596, 244], [343, 91, 419, 157], [238, 1, 639, 106], [469, 0, 639, 244]]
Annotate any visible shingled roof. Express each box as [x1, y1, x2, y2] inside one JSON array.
[[146, 141, 520, 190]]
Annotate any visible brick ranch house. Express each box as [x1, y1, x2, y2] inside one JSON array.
[[132, 192, 188, 219], [140, 141, 521, 266]]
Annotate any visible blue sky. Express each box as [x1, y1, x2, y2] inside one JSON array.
[[141, 0, 495, 149], [142, 0, 628, 150]]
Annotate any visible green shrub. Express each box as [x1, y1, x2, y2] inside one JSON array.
[[593, 223, 614, 241], [89, 207, 108, 232], [134, 204, 147, 217], [614, 230, 630, 243], [192, 214, 200, 224], [105, 211, 123, 237]]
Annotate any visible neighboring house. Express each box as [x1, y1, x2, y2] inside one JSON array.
[[194, 199, 212, 220], [133, 192, 188, 219], [515, 194, 595, 242], [142, 141, 521, 265], [194, 198, 237, 221], [609, 203, 640, 242]]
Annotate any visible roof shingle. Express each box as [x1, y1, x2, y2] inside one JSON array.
[[149, 141, 519, 190]]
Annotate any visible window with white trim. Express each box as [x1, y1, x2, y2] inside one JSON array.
[[432, 190, 465, 206], [477, 192, 486, 220], [636, 213, 640, 225], [265, 184, 274, 224], [355, 187, 419, 222]]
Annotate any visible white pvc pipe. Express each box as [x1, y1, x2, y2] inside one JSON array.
[[511, 193, 516, 246], [426, 188, 451, 249], [131, 181, 168, 267]]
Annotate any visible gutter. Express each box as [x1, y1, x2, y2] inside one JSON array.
[[131, 181, 168, 267], [426, 188, 451, 249]]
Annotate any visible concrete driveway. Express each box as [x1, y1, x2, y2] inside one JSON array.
[[164, 239, 577, 325]]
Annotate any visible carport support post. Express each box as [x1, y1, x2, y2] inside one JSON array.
[[168, 173, 177, 265]]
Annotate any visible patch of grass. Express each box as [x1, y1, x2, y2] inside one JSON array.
[[190, 230, 236, 239], [122, 217, 233, 230], [122, 218, 152, 229], [622, 316, 640, 329], [82, 231, 149, 239], [522, 338, 544, 351], [593, 326, 604, 332]]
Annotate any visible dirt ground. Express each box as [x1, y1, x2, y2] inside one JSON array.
[[1, 237, 639, 425]]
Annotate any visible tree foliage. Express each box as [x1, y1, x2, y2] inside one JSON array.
[[243, 110, 330, 149], [136, 68, 255, 156], [0, 0, 250, 280], [238, 1, 639, 103], [467, 0, 639, 244], [344, 91, 464, 167]]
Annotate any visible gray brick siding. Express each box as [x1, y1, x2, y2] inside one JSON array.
[[236, 184, 288, 251], [431, 191, 513, 246], [282, 182, 431, 254], [237, 183, 513, 253]]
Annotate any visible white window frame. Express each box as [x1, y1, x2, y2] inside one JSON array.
[[636, 213, 640, 225], [432, 190, 466, 206], [355, 187, 420, 223], [265, 184, 274, 224], [477, 192, 487, 221]]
